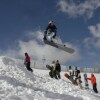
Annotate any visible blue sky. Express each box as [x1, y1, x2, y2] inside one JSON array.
[[0, 0, 100, 67]]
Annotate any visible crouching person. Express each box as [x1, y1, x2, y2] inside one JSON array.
[[87, 73, 98, 93], [49, 61, 57, 79]]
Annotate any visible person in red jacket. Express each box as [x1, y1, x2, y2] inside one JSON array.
[[24, 52, 33, 72], [87, 73, 98, 93]]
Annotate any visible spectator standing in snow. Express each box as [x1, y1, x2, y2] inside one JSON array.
[[55, 60, 61, 79], [24, 52, 33, 72], [69, 66, 74, 79], [74, 67, 82, 88], [87, 73, 98, 93]]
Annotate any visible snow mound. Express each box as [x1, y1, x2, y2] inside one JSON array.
[[0, 56, 100, 100]]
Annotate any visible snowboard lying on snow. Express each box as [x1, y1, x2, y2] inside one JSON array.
[[64, 73, 77, 85]]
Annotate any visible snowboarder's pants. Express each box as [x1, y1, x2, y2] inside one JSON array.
[[26, 62, 33, 72], [49, 70, 57, 79], [49, 71, 53, 78], [93, 83, 98, 93], [47, 29, 56, 37], [44, 29, 56, 41], [56, 71, 61, 79], [76, 79, 82, 88]]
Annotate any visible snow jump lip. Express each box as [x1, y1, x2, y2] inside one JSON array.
[[43, 40, 75, 54]]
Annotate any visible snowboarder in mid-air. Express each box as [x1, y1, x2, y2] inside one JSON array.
[[43, 21, 75, 53], [43, 21, 57, 42], [24, 52, 33, 72]]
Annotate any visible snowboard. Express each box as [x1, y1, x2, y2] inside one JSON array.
[[84, 73, 89, 89], [64, 73, 77, 85], [46, 65, 53, 78], [46, 65, 53, 71], [44, 39, 75, 53]]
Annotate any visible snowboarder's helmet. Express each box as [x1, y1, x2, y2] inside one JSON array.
[[56, 60, 59, 63], [91, 73, 94, 77], [52, 60, 55, 63], [49, 21, 53, 24]]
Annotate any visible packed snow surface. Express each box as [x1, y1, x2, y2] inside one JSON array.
[[0, 56, 100, 100]]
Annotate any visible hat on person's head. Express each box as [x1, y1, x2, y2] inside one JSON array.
[[69, 66, 71, 69], [91, 73, 94, 77], [49, 21, 54, 24], [25, 52, 28, 56], [52, 60, 55, 63], [56, 60, 59, 62]]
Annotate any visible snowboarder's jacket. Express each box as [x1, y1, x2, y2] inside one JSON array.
[[87, 74, 96, 85], [46, 24, 57, 33], [77, 73, 81, 80], [56, 62, 61, 72], [74, 69, 80, 78], [50, 63, 56, 71], [25, 53, 30, 63], [69, 69, 74, 76], [74, 69, 82, 83]]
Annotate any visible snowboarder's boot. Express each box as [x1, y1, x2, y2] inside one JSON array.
[[49, 71, 53, 78], [43, 35, 47, 40]]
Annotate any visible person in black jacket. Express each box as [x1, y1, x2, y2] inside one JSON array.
[[55, 60, 61, 79], [43, 21, 57, 41]]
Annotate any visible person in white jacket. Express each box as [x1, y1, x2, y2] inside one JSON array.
[[69, 66, 74, 79], [50, 60, 57, 79]]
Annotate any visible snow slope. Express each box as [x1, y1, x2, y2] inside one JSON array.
[[0, 56, 100, 100]]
